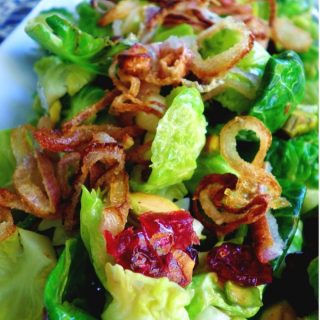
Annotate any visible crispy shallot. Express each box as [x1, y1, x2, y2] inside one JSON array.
[[271, 17, 312, 53], [0, 207, 16, 242], [191, 17, 254, 78], [193, 116, 289, 262]]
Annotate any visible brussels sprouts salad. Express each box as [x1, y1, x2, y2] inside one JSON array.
[[0, 0, 318, 319]]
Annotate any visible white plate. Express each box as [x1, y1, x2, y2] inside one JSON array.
[[0, 0, 82, 130]]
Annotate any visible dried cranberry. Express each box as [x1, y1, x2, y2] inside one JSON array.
[[104, 211, 200, 287], [105, 228, 163, 277], [207, 243, 272, 286], [140, 211, 200, 250]]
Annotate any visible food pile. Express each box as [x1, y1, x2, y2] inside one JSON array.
[[0, 0, 318, 319]]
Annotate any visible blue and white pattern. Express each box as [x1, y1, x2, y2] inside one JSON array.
[[0, 0, 38, 43]]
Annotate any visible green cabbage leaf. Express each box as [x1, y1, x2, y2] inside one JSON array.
[[131, 86, 206, 194], [0, 228, 56, 320], [102, 263, 192, 320]]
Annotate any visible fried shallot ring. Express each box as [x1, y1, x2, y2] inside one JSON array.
[[99, 0, 138, 26], [57, 152, 81, 199], [63, 133, 129, 233], [115, 41, 192, 87], [34, 128, 93, 152], [146, 0, 213, 33], [0, 189, 32, 213], [271, 17, 312, 53], [192, 174, 269, 237], [219, 116, 289, 210], [111, 93, 165, 117], [13, 154, 60, 219], [190, 17, 254, 78]]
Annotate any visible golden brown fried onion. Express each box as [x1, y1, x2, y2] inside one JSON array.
[[271, 17, 312, 53], [190, 17, 254, 78], [0, 127, 61, 219], [62, 132, 130, 232], [0, 207, 16, 242]]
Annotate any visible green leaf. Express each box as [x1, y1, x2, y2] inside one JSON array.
[[0, 129, 16, 188], [63, 85, 105, 122], [186, 273, 263, 319], [307, 257, 318, 300], [102, 263, 192, 320], [249, 51, 305, 132], [26, 14, 130, 74], [200, 28, 241, 58], [277, 0, 313, 17], [35, 56, 95, 110], [152, 24, 194, 43], [80, 186, 113, 287], [272, 180, 306, 272], [0, 228, 56, 320], [133, 87, 206, 193], [214, 42, 270, 113], [300, 45, 319, 105], [44, 238, 105, 320], [40, 7, 75, 22], [287, 220, 303, 254], [267, 131, 318, 189], [77, 2, 113, 37]]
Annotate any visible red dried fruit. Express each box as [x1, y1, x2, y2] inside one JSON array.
[[207, 243, 272, 286], [104, 210, 199, 286], [140, 211, 200, 250]]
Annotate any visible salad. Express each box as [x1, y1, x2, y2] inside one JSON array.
[[0, 0, 318, 319]]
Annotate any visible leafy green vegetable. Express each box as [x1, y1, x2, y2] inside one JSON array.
[[148, 87, 206, 186], [267, 131, 318, 189], [249, 51, 305, 132], [302, 189, 319, 214], [185, 152, 237, 194], [45, 238, 105, 320], [80, 187, 113, 287], [272, 179, 306, 272], [151, 182, 188, 201], [277, 0, 313, 17], [38, 219, 69, 246], [35, 56, 95, 110], [251, 1, 270, 20], [300, 45, 319, 81], [102, 263, 191, 320], [283, 104, 318, 137], [152, 24, 194, 43], [0, 228, 56, 320], [77, 2, 113, 37], [192, 305, 232, 320], [200, 28, 241, 58], [132, 86, 206, 193], [186, 273, 263, 319], [307, 257, 318, 300], [63, 85, 105, 122], [40, 7, 75, 22], [26, 14, 130, 74], [287, 220, 303, 254], [214, 42, 270, 113], [0, 129, 16, 188], [300, 45, 319, 105], [214, 89, 253, 114]]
